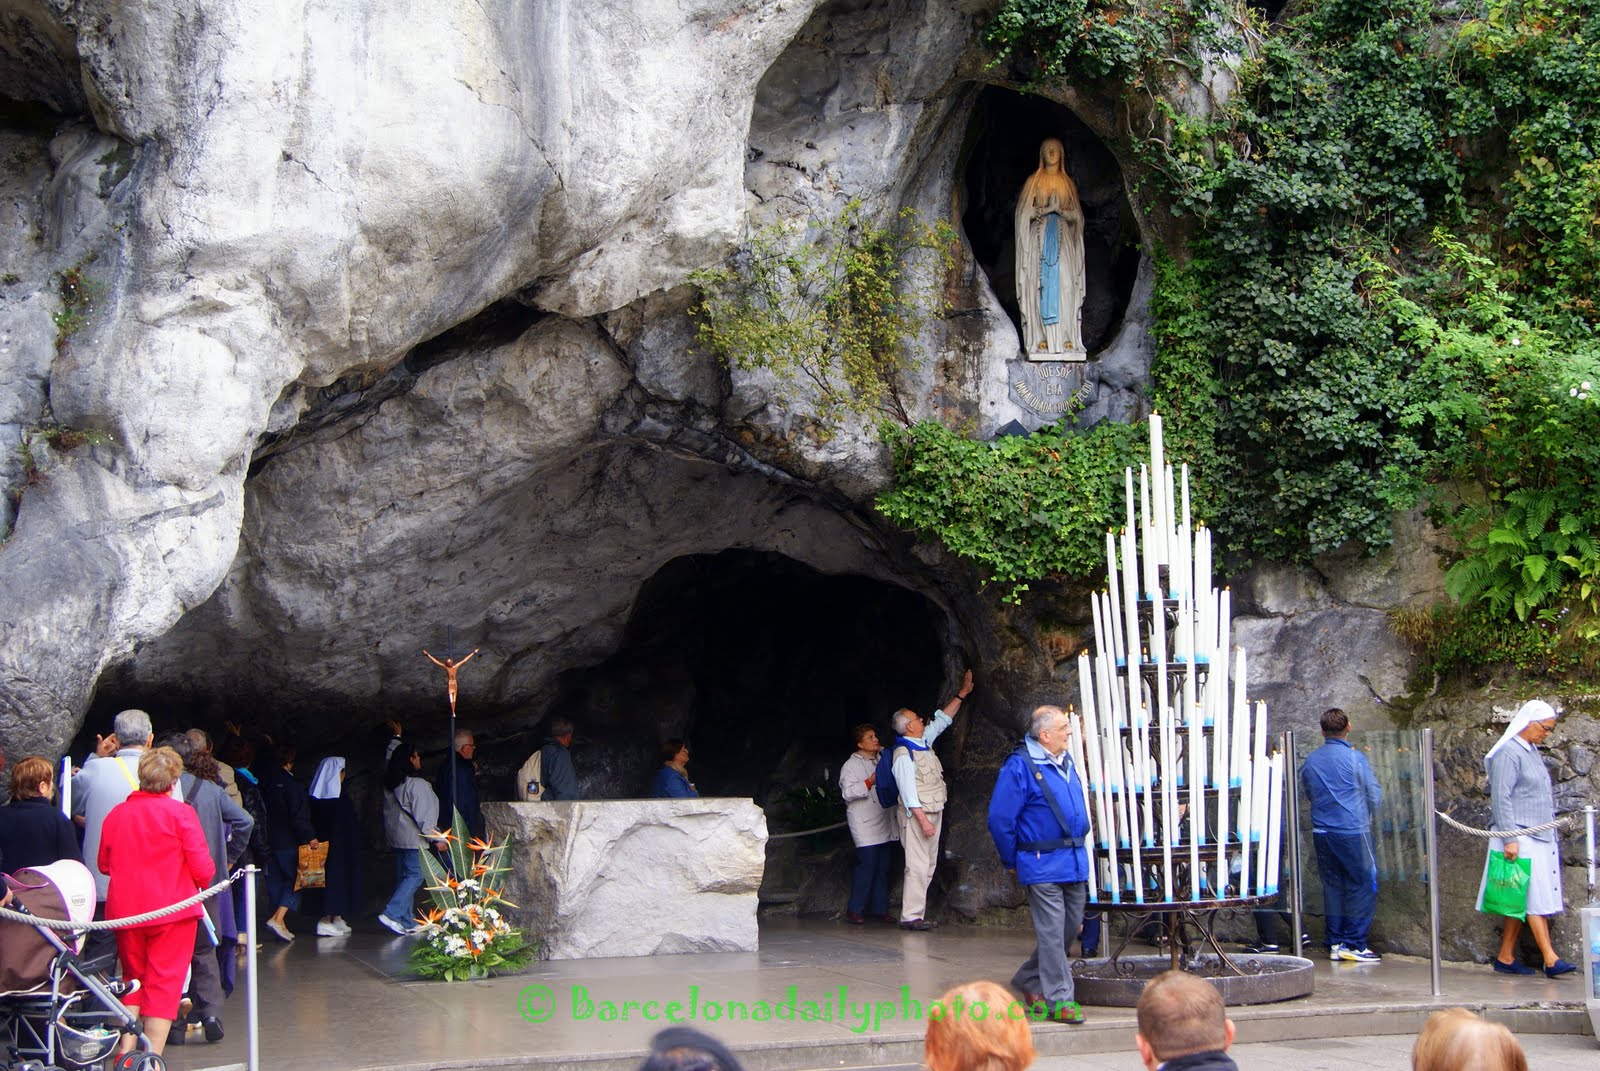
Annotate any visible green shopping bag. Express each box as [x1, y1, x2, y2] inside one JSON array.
[[1480, 850, 1532, 920]]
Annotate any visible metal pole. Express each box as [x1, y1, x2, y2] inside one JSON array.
[[1284, 730, 1303, 958], [245, 864, 261, 1071], [1421, 728, 1442, 997], [1585, 804, 1596, 899]]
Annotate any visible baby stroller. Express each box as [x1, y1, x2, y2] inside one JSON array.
[[1, 860, 164, 1071]]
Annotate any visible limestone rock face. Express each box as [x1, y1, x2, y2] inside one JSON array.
[[485, 799, 767, 958]]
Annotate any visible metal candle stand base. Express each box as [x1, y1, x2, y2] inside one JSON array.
[[1072, 896, 1315, 1007]]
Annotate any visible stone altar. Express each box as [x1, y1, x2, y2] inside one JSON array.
[[484, 799, 768, 959]]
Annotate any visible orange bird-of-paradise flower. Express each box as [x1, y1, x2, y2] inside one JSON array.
[[468, 836, 493, 853]]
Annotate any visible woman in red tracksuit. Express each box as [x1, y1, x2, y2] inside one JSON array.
[[98, 746, 215, 1057]]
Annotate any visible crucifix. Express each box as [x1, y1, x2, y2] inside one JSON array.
[[423, 627, 479, 834]]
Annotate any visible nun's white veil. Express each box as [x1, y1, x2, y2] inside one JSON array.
[[1484, 699, 1558, 766]]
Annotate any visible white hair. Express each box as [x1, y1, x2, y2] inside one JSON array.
[[454, 728, 475, 748], [113, 709, 153, 745], [1029, 705, 1068, 740], [891, 709, 915, 735]]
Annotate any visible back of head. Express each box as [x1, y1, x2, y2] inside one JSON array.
[[138, 747, 185, 794], [158, 732, 195, 764], [185, 728, 212, 754], [659, 738, 686, 765], [1320, 708, 1350, 735], [925, 981, 1034, 1071], [113, 709, 153, 746], [1413, 1009, 1527, 1071], [638, 1028, 745, 1071], [10, 755, 55, 799], [1136, 971, 1228, 1062], [385, 744, 418, 791], [550, 717, 575, 739]]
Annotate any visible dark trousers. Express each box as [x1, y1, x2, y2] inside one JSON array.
[[847, 842, 893, 916], [266, 847, 301, 912], [187, 915, 223, 1020], [1314, 830, 1378, 950]]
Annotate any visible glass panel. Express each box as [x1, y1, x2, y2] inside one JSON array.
[[1289, 729, 1432, 955]]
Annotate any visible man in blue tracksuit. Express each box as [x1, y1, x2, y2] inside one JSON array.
[[1299, 707, 1383, 962], [987, 705, 1091, 1024]]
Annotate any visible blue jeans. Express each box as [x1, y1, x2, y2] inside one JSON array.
[[1314, 830, 1378, 949], [847, 842, 892, 916], [383, 850, 424, 921]]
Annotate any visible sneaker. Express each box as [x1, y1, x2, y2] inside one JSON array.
[[333, 919, 353, 935], [315, 920, 344, 937], [1329, 944, 1347, 960], [1345, 947, 1382, 962], [378, 913, 415, 936], [265, 918, 294, 942]]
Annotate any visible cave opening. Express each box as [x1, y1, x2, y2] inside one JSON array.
[[551, 549, 947, 809], [960, 86, 1142, 355]]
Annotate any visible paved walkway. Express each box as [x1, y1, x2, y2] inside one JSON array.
[[157, 919, 1594, 1071]]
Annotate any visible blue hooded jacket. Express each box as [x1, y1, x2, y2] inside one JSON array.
[[987, 735, 1091, 885]]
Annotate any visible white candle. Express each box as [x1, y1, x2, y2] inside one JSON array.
[[1105, 537, 1125, 666], [1091, 594, 1108, 676], [1067, 715, 1099, 903], [1164, 463, 1178, 569], [1124, 749, 1144, 904], [1121, 528, 1142, 713], [1236, 755, 1254, 896], [1265, 748, 1285, 895], [1150, 415, 1167, 566], [1181, 463, 1192, 534], [1253, 749, 1271, 894], [1187, 687, 1203, 900], [1125, 467, 1137, 545], [1230, 648, 1249, 788]]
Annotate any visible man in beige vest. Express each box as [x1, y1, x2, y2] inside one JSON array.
[[890, 669, 973, 930]]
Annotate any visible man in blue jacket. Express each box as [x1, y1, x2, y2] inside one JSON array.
[[987, 705, 1091, 1024], [1299, 707, 1383, 963]]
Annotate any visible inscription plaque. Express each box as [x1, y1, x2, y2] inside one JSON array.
[[1008, 359, 1096, 419]]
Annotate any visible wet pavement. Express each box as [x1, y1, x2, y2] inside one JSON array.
[[157, 918, 1594, 1071]]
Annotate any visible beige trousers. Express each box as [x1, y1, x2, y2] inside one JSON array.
[[898, 807, 943, 922]]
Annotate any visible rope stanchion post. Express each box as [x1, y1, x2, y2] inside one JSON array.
[[1422, 728, 1442, 998], [1585, 805, 1596, 899], [246, 862, 260, 1071]]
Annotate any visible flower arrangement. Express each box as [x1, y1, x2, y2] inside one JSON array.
[[410, 809, 535, 981]]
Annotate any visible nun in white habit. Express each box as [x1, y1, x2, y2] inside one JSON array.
[[1476, 699, 1576, 977]]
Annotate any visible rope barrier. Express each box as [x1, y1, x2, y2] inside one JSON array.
[[0, 868, 246, 930], [767, 820, 849, 840], [1434, 811, 1571, 839]]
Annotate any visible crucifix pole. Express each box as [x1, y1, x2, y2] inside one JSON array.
[[423, 628, 478, 834]]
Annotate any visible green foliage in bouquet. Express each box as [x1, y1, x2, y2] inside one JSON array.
[[410, 808, 535, 981]]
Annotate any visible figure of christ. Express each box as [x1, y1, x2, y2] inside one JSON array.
[[1014, 137, 1086, 356], [422, 648, 479, 716]]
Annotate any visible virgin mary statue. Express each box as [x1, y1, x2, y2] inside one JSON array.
[[1014, 137, 1086, 356]]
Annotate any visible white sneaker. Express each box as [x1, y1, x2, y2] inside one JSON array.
[[1345, 947, 1381, 962], [333, 919, 353, 935], [265, 918, 294, 942], [378, 914, 414, 936], [315, 920, 343, 937], [1329, 944, 1348, 961]]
